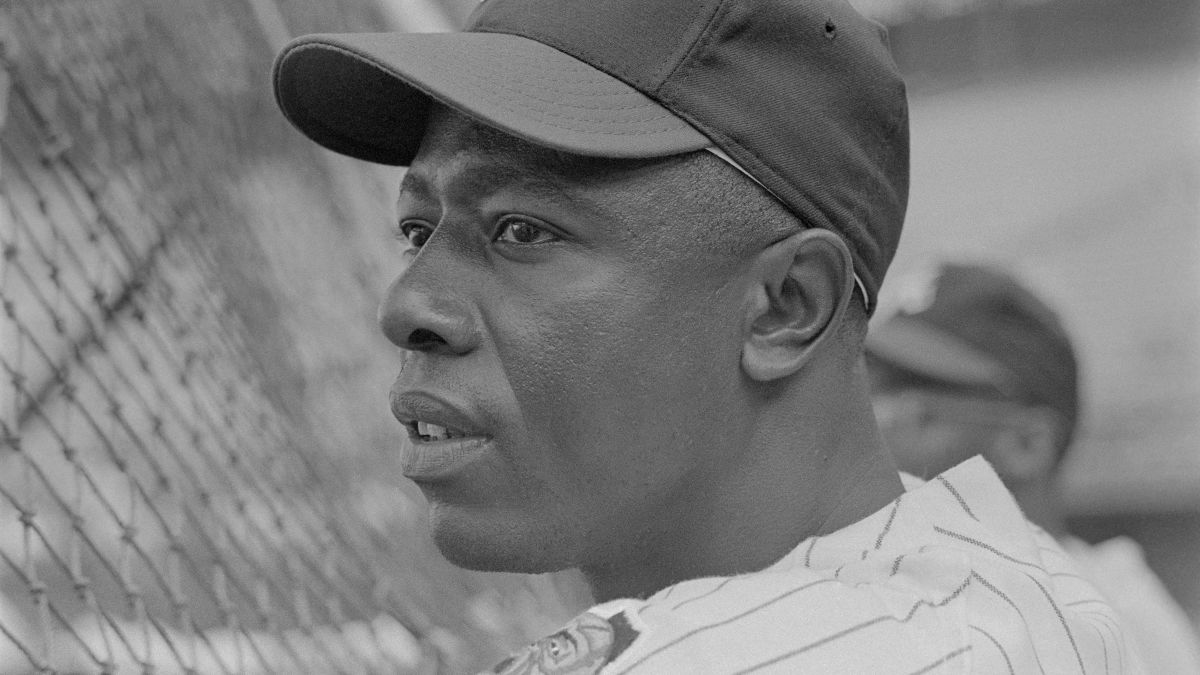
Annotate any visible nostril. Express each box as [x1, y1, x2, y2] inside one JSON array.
[[407, 328, 446, 350]]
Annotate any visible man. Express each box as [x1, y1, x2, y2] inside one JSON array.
[[272, 0, 1138, 671], [868, 261, 1200, 674]]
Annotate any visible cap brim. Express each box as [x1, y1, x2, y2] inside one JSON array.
[[272, 32, 712, 166], [866, 316, 1018, 393]]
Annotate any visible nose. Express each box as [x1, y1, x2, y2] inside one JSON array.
[[378, 258, 480, 356]]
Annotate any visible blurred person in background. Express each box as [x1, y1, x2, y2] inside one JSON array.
[[868, 261, 1200, 673], [271, 0, 1141, 669]]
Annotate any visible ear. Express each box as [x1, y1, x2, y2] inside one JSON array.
[[741, 229, 855, 382], [989, 407, 1063, 481]]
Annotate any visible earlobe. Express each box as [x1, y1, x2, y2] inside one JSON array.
[[740, 229, 854, 382]]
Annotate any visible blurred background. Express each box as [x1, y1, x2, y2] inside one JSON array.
[[0, 0, 1195, 672]]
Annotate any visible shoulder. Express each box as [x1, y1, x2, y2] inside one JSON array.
[[597, 568, 975, 674], [487, 566, 977, 674], [1064, 536, 1200, 673], [484, 459, 1145, 674]]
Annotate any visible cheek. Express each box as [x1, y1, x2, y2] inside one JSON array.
[[492, 265, 738, 489]]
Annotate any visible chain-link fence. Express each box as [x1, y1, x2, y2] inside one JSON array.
[[0, 2, 580, 673]]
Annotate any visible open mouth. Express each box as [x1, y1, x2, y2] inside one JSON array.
[[405, 421, 470, 442]]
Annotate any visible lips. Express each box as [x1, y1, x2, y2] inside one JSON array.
[[390, 390, 492, 481]]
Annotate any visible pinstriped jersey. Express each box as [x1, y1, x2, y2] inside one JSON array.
[[486, 456, 1142, 674]]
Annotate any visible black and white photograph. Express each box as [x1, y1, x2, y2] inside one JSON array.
[[0, 0, 1196, 672]]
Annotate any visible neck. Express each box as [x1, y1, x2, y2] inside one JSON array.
[[582, 365, 904, 602]]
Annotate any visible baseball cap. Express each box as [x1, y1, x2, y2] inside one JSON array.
[[865, 263, 1080, 435], [271, 0, 909, 312]]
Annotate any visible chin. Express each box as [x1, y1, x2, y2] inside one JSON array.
[[427, 501, 578, 574]]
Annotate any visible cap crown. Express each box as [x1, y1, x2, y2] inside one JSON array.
[[470, 0, 909, 308]]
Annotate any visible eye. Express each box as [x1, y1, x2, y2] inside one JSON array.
[[398, 220, 434, 248], [495, 216, 559, 245]]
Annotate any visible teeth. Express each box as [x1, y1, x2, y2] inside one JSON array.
[[416, 421, 451, 441]]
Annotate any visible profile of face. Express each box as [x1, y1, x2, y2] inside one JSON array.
[[379, 108, 758, 573], [869, 360, 1054, 481], [871, 386, 1008, 480]]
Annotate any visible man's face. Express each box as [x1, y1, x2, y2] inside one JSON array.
[[869, 363, 1014, 479], [381, 109, 752, 573]]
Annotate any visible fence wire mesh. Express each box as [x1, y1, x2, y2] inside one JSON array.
[[0, 2, 577, 673]]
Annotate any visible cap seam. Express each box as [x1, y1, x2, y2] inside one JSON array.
[[651, 0, 730, 90], [653, 0, 735, 97]]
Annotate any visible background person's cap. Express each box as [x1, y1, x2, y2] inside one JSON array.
[[866, 262, 1080, 435], [272, 0, 909, 312]]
